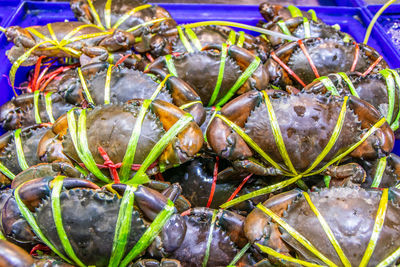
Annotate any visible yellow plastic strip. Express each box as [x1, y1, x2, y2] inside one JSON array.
[[237, 31, 245, 47], [379, 69, 395, 124], [63, 31, 112, 45], [303, 192, 351, 267], [47, 23, 58, 42], [336, 72, 359, 98], [164, 54, 178, 77], [34, 90, 42, 124], [77, 68, 95, 104], [256, 203, 338, 267], [59, 24, 105, 46], [359, 188, 388, 267], [86, 0, 106, 30], [376, 246, 400, 267], [45, 92, 55, 123], [112, 4, 152, 29], [262, 91, 297, 175], [179, 100, 203, 110], [185, 27, 203, 51], [215, 113, 288, 174], [303, 17, 311, 38], [288, 5, 303, 18], [104, 0, 112, 29], [301, 96, 348, 175], [104, 64, 114, 104], [202, 210, 218, 267], [227, 30, 236, 45], [14, 129, 29, 171], [316, 76, 339, 96], [0, 162, 15, 180], [203, 106, 221, 143], [256, 244, 324, 267], [387, 69, 400, 131], [126, 18, 168, 33], [177, 26, 194, 53], [27, 27, 54, 43], [371, 156, 387, 188]]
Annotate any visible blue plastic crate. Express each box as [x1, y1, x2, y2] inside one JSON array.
[[0, 1, 20, 27], [0, 1, 399, 154]]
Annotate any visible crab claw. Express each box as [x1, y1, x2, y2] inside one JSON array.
[[0, 100, 22, 131], [147, 67, 206, 125], [18, 176, 99, 211], [0, 240, 35, 266], [202, 44, 270, 93]]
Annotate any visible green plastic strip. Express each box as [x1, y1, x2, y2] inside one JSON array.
[[303, 17, 311, 38], [104, 64, 114, 104], [14, 182, 73, 264], [77, 68, 95, 104], [277, 20, 293, 37], [288, 5, 303, 18], [44, 92, 55, 123], [127, 113, 193, 185], [263, 91, 297, 175], [336, 72, 359, 98], [208, 43, 228, 106], [256, 203, 338, 267], [179, 100, 202, 110], [14, 129, 29, 170], [215, 113, 287, 174], [380, 69, 396, 124], [164, 54, 178, 77], [177, 26, 194, 53], [202, 209, 218, 267], [371, 156, 387, 188], [216, 56, 261, 107], [376, 246, 400, 267], [119, 75, 170, 181], [316, 76, 339, 96], [308, 9, 318, 22], [359, 188, 388, 267], [185, 27, 203, 51], [119, 100, 152, 181], [203, 107, 221, 143], [0, 230, 5, 240], [256, 244, 324, 267], [119, 199, 175, 267], [387, 69, 400, 131], [67, 109, 110, 183], [86, 0, 105, 30], [0, 162, 15, 180], [34, 90, 42, 124], [324, 175, 331, 188], [51, 176, 86, 267], [237, 31, 245, 47], [227, 30, 236, 45], [104, 0, 112, 29], [303, 192, 351, 267], [332, 24, 341, 31], [343, 34, 351, 43], [108, 185, 137, 266], [112, 4, 152, 29], [228, 243, 251, 266], [220, 175, 302, 209]]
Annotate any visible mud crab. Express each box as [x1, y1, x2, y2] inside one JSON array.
[[259, 3, 320, 23], [206, 90, 393, 188], [0, 176, 254, 266], [146, 45, 269, 107], [246, 187, 400, 266], [304, 69, 400, 132], [0, 124, 53, 186], [264, 38, 388, 89], [37, 101, 203, 185]]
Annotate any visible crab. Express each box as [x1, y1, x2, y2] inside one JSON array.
[[304, 69, 400, 132], [146, 45, 270, 108], [259, 3, 321, 23], [245, 186, 400, 266], [206, 90, 394, 186], [0, 176, 254, 266], [37, 101, 203, 185]]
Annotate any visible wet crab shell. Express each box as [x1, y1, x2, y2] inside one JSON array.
[[259, 3, 321, 23], [266, 38, 388, 89], [246, 187, 400, 266]]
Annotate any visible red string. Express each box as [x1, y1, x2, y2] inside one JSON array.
[[38, 64, 78, 92], [154, 172, 164, 181], [351, 42, 360, 72], [206, 156, 219, 208], [180, 209, 191, 217], [172, 52, 181, 57], [30, 244, 51, 256], [271, 52, 306, 87], [362, 56, 383, 77], [30, 56, 46, 92], [114, 54, 131, 68], [98, 146, 120, 183], [225, 173, 253, 203], [146, 53, 155, 62], [298, 40, 319, 78]]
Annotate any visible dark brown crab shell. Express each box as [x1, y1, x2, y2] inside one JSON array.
[[254, 187, 400, 266], [147, 51, 247, 106], [266, 38, 388, 89], [259, 3, 321, 23]]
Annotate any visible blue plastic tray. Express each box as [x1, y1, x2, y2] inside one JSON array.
[[0, 1, 20, 27], [0, 1, 399, 154]]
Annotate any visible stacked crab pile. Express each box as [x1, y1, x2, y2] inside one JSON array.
[[1, 1, 400, 266]]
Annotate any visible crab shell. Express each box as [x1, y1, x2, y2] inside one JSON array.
[[146, 46, 270, 106], [5, 22, 135, 66], [304, 70, 400, 130], [206, 90, 394, 174], [37, 101, 203, 180], [265, 38, 388, 89], [259, 16, 352, 48], [59, 62, 206, 125], [0, 91, 76, 131], [245, 187, 400, 266], [259, 3, 321, 23]]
